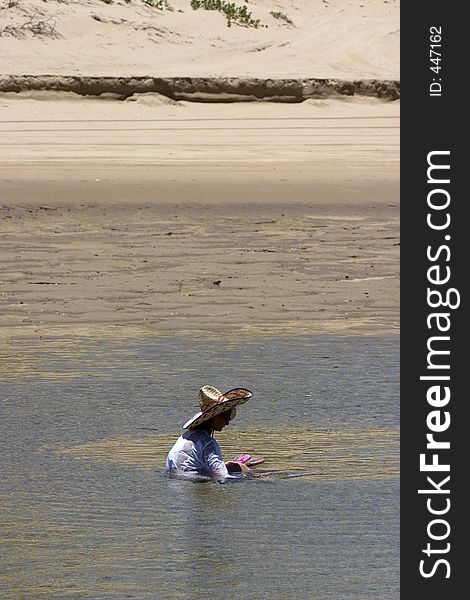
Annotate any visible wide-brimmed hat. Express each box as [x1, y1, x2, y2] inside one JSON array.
[[182, 385, 253, 430]]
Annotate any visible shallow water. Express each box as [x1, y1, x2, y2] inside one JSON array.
[[1, 334, 399, 599]]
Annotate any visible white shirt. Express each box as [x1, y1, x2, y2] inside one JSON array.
[[164, 429, 233, 480]]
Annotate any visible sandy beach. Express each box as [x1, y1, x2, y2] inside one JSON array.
[[0, 0, 400, 341]]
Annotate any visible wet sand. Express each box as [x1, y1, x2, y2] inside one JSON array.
[[0, 94, 399, 340]]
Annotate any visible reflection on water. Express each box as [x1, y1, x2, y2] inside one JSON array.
[[1, 334, 399, 599]]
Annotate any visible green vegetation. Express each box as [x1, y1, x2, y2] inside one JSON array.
[[270, 11, 293, 25], [190, 0, 262, 28], [142, 0, 169, 8], [99, 0, 170, 7]]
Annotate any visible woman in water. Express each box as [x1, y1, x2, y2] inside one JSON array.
[[164, 385, 254, 481]]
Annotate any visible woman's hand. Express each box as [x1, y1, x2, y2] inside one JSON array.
[[238, 462, 251, 474], [225, 460, 251, 474]]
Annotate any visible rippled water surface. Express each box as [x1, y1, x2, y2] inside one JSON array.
[[1, 335, 399, 599]]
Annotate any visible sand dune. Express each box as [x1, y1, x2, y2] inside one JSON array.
[[0, 0, 399, 80]]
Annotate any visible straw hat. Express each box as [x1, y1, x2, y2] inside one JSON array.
[[183, 385, 253, 430]]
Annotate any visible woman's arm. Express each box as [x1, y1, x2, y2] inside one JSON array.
[[203, 442, 230, 479]]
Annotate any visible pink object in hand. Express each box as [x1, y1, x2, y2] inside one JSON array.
[[232, 454, 265, 467], [235, 454, 252, 464]]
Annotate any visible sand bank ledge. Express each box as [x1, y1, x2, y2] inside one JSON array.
[[0, 75, 400, 102]]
